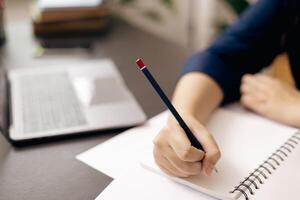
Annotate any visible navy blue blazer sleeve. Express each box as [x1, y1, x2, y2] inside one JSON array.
[[182, 0, 289, 104]]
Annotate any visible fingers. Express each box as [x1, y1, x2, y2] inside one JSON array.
[[255, 74, 278, 86], [241, 73, 292, 110], [189, 124, 221, 176], [240, 74, 272, 108], [167, 126, 205, 162], [153, 142, 202, 177], [242, 74, 274, 85], [164, 145, 202, 176], [153, 126, 206, 177], [241, 74, 269, 97], [154, 147, 189, 177], [240, 73, 277, 105], [241, 74, 281, 93], [153, 118, 221, 178], [153, 130, 203, 177]]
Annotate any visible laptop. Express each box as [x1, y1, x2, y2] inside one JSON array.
[[1, 60, 146, 144]]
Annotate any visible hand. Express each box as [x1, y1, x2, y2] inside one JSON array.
[[240, 74, 300, 127], [153, 115, 221, 178]]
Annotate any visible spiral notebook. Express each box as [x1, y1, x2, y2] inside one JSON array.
[[141, 106, 300, 200]]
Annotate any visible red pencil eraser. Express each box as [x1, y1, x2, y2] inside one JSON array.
[[136, 58, 146, 69]]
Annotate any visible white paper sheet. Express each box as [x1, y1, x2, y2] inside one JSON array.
[[76, 112, 168, 178], [95, 167, 217, 200]]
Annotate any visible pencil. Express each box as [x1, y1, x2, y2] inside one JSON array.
[[135, 58, 204, 151]]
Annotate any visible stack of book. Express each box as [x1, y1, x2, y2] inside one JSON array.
[[31, 0, 111, 48]]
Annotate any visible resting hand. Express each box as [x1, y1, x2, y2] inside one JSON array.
[[241, 74, 300, 127], [153, 115, 221, 178]]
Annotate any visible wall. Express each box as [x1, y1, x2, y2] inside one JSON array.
[[118, 0, 237, 51], [117, 0, 189, 48]]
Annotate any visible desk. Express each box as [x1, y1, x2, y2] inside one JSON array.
[[0, 1, 188, 200]]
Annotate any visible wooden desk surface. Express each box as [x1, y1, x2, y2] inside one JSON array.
[[0, 1, 188, 200]]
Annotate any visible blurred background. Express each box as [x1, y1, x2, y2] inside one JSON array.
[[1, 0, 294, 112], [1, 0, 255, 54], [1, 1, 296, 200]]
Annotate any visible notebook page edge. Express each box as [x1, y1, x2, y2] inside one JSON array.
[[140, 160, 233, 200]]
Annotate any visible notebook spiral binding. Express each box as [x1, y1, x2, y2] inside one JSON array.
[[230, 131, 300, 200]]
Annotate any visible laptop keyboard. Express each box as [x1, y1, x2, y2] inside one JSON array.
[[17, 72, 87, 133]]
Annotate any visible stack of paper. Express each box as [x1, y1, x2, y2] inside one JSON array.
[[77, 112, 167, 179], [95, 168, 216, 200]]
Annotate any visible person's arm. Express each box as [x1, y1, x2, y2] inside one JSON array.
[[171, 73, 223, 123], [153, 0, 289, 178], [183, 0, 289, 104]]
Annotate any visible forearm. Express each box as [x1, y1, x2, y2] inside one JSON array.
[[170, 72, 223, 124]]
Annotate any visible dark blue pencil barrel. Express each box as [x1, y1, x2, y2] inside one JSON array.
[[141, 67, 204, 151]]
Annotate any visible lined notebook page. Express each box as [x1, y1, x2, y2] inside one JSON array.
[[141, 106, 297, 200]]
